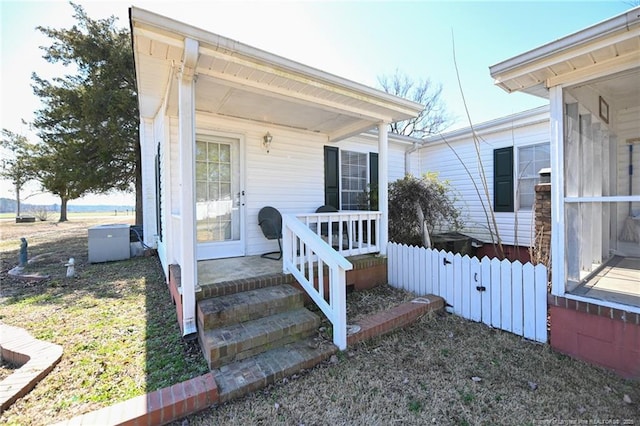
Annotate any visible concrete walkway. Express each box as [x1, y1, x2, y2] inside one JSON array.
[[0, 324, 63, 412]]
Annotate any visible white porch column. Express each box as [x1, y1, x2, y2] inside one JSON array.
[[549, 85, 565, 297], [378, 122, 389, 255], [178, 38, 199, 336], [139, 118, 156, 248]]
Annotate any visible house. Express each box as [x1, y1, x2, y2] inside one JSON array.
[[129, 5, 424, 365], [414, 7, 639, 377], [414, 105, 550, 262]]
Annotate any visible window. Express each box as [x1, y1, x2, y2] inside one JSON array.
[[341, 150, 368, 210], [195, 138, 235, 242], [493, 143, 550, 212], [518, 143, 550, 209], [324, 147, 378, 211]]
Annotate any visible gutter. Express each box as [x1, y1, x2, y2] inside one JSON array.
[[405, 140, 427, 175], [129, 7, 423, 118], [421, 105, 549, 148], [490, 6, 640, 78]]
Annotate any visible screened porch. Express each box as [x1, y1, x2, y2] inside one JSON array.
[[561, 69, 640, 309]]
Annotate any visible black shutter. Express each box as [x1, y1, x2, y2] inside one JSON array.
[[369, 153, 379, 210], [494, 147, 514, 212], [155, 143, 163, 241], [324, 146, 339, 209]]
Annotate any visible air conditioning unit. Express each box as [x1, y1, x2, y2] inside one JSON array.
[[88, 224, 131, 263]]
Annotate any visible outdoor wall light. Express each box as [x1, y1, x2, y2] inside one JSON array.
[[263, 132, 273, 153]]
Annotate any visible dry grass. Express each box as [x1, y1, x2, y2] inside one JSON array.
[[1, 216, 638, 426], [0, 359, 17, 381], [0, 216, 208, 425], [178, 311, 639, 425]]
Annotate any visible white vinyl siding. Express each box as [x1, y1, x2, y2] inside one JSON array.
[[150, 111, 415, 259], [415, 107, 550, 247]]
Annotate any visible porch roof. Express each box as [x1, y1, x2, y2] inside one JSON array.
[[489, 7, 640, 99], [130, 7, 423, 142]]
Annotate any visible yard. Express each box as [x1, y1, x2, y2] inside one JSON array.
[[0, 216, 638, 425]]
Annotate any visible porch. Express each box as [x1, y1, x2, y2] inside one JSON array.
[[572, 256, 640, 308], [196, 253, 386, 292]]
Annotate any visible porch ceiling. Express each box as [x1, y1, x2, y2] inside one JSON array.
[[489, 7, 640, 98], [130, 8, 422, 142]]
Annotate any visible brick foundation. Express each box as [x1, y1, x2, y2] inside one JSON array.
[[347, 256, 387, 290], [475, 244, 531, 263], [548, 295, 640, 379]]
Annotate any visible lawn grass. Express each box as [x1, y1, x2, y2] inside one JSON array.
[[1, 217, 638, 425], [177, 312, 639, 425], [0, 217, 208, 425]]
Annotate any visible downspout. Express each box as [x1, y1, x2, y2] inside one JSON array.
[[404, 140, 426, 176], [178, 37, 199, 337]]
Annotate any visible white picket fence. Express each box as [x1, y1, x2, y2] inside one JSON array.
[[388, 242, 548, 343]]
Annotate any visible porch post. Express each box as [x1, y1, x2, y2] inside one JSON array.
[[549, 85, 565, 297], [378, 122, 389, 255], [139, 118, 156, 248], [178, 38, 199, 336]]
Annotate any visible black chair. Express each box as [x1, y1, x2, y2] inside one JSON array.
[[258, 206, 282, 260], [315, 205, 339, 237]]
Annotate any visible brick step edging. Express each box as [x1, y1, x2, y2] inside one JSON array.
[[53, 295, 444, 426]]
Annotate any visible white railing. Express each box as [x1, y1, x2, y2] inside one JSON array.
[[388, 242, 548, 343], [282, 214, 353, 350], [296, 211, 381, 257]]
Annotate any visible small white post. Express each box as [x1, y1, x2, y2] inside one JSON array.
[[331, 266, 348, 350]]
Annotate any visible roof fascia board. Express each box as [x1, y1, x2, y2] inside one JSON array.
[[492, 26, 640, 91], [546, 49, 640, 87], [423, 106, 549, 146], [130, 7, 423, 119], [489, 7, 640, 79], [196, 66, 395, 123], [360, 129, 422, 146], [197, 46, 419, 120], [329, 121, 378, 142]]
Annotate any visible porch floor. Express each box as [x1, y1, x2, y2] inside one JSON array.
[[197, 254, 380, 288], [572, 256, 640, 308], [198, 255, 283, 286]]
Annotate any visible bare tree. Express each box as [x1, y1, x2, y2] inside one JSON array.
[[378, 70, 451, 138]]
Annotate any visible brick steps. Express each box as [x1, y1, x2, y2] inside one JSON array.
[[214, 337, 337, 403], [197, 273, 294, 300], [54, 293, 445, 425], [197, 284, 303, 329], [200, 308, 320, 368]]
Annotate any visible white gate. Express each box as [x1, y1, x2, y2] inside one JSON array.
[[388, 242, 548, 343]]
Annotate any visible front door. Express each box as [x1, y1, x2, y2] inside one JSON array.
[[195, 134, 244, 259]]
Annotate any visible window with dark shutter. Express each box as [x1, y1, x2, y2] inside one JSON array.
[[369, 152, 379, 210], [494, 147, 514, 212], [324, 146, 339, 210]]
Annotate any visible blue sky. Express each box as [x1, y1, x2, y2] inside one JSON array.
[[0, 0, 633, 205]]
